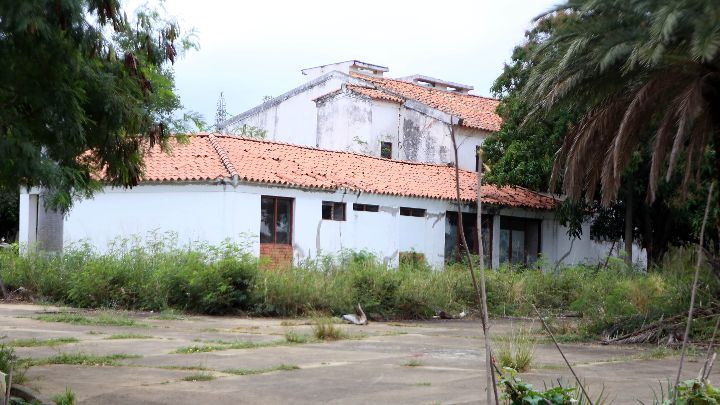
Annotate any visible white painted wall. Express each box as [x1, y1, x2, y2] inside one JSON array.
[[228, 74, 347, 147], [315, 91, 486, 169], [20, 183, 629, 269], [55, 183, 448, 267]]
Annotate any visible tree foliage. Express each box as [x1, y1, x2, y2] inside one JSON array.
[[522, 0, 720, 205], [0, 0, 199, 210], [484, 6, 719, 261], [485, 16, 580, 192]]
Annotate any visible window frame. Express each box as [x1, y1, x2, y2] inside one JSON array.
[[400, 207, 426, 217], [499, 216, 541, 265], [260, 195, 294, 245], [322, 201, 346, 221], [380, 141, 393, 159], [353, 203, 379, 212]]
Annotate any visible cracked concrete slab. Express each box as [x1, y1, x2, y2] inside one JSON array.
[[1, 304, 716, 404]]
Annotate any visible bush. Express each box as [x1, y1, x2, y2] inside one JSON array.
[[1, 236, 716, 335], [1, 234, 259, 315]]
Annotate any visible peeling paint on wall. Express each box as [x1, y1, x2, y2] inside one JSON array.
[[438, 145, 449, 163], [402, 117, 421, 161]]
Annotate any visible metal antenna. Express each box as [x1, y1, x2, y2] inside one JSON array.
[[215, 92, 227, 132]]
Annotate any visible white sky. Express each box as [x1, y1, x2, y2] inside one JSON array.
[[131, 0, 558, 125]]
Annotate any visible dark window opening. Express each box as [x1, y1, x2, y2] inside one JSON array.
[[444, 211, 492, 267], [353, 203, 379, 212], [400, 207, 426, 217], [475, 145, 481, 172], [499, 216, 541, 266], [380, 141, 392, 159], [322, 201, 346, 221], [260, 196, 293, 244]]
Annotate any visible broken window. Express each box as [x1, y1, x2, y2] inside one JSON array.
[[260, 196, 293, 244], [499, 216, 541, 266], [400, 207, 425, 217], [380, 141, 392, 159], [353, 203, 379, 212], [322, 201, 346, 221]]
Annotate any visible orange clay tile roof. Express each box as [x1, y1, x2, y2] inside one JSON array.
[[140, 136, 230, 182], [139, 134, 554, 210], [345, 84, 404, 104], [351, 73, 502, 132]]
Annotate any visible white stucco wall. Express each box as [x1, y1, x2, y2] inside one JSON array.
[[57, 183, 449, 267], [20, 182, 630, 269], [227, 74, 347, 147], [62, 183, 262, 256], [315, 92, 486, 169]]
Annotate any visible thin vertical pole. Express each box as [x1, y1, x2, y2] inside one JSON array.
[[476, 149, 499, 405]]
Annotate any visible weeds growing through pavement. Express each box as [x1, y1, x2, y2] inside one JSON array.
[[7, 337, 79, 347]]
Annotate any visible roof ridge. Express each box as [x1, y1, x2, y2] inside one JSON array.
[[207, 134, 239, 178], [204, 132, 478, 172]]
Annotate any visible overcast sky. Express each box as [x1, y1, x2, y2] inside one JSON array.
[[134, 0, 558, 125]]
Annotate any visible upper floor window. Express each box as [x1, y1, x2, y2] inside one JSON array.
[[475, 145, 481, 172], [322, 201, 346, 221], [380, 141, 392, 159], [400, 207, 426, 217], [353, 203, 379, 212], [260, 196, 293, 244]]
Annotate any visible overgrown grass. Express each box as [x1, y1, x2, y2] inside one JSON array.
[[312, 318, 346, 341], [2, 236, 717, 339], [51, 388, 77, 405], [495, 325, 537, 372], [173, 340, 282, 354], [26, 352, 141, 367], [180, 372, 215, 382], [0, 344, 28, 384], [284, 330, 311, 344], [32, 312, 146, 327], [150, 309, 186, 320], [104, 334, 153, 340], [7, 337, 79, 347], [223, 364, 299, 375]]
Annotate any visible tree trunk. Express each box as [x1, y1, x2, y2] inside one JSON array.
[[624, 181, 633, 267]]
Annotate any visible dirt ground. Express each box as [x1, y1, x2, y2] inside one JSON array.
[[0, 303, 716, 404]]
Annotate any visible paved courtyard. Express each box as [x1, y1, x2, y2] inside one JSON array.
[[0, 303, 716, 404]]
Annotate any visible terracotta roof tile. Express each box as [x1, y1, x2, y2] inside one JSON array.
[[140, 134, 553, 210], [141, 136, 230, 182], [351, 73, 502, 132], [346, 84, 404, 104]]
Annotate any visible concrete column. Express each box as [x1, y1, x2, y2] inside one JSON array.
[[491, 214, 501, 269]]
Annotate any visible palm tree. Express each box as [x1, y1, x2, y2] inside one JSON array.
[[523, 0, 720, 205]]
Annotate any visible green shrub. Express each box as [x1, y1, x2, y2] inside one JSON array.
[[2, 235, 717, 337]]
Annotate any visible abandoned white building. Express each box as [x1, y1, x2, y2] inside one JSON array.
[[218, 60, 501, 172], [18, 134, 618, 269]]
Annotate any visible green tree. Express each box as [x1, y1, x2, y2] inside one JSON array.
[[485, 8, 717, 263], [485, 16, 580, 191], [522, 0, 719, 207], [0, 0, 200, 212]]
